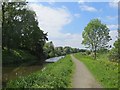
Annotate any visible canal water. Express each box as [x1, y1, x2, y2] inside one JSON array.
[[2, 63, 45, 87], [2, 56, 64, 87]]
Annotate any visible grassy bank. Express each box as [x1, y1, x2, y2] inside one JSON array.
[[6, 55, 74, 88], [74, 53, 119, 88]]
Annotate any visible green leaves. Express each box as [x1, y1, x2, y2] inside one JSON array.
[[43, 42, 81, 59], [82, 19, 111, 59], [108, 37, 120, 62], [2, 2, 48, 60]]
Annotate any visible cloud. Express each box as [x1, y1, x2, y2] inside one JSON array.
[[26, 0, 40, 2], [52, 33, 85, 49], [78, 2, 102, 13], [106, 16, 118, 20], [74, 13, 81, 18], [109, 0, 119, 8], [107, 24, 118, 30], [28, 3, 117, 49], [28, 3, 72, 37], [78, 0, 85, 4], [28, 3, 85, 48], [109, 30, 118, 47], [47, 0, 56, 5], [79, 5, 97, 12]]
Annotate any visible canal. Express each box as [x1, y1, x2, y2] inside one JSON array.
[[2, 56, 64, 88]]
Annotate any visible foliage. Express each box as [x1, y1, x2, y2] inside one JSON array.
[[6, 55, 74, 88], [2, 49, 38, 66], [108, 39, 120, 62], [82, 19, 111, 59], [43, 41, 55, 58], [85, 50, 91, 55], [2, 2, 48, 59], [74, 53, 119, 88], [44, 41, 81, 59]]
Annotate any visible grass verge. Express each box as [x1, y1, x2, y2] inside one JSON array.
[[74, 53, 119, 88], [6, 55, 74, 89]]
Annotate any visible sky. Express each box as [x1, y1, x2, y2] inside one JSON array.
[[27, 0, 118, 49]]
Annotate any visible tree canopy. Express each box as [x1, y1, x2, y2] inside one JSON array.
[[43, 41, 81, 58], [82, 19, 111, 59], [2, 2, 48, 59]]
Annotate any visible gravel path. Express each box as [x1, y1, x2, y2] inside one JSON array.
[[71, 54, 102, 88]]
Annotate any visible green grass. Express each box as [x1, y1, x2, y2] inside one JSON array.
[[74, 53, 119, 88], [6, 55, 74, 89]]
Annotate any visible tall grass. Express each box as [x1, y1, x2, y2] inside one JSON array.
[[74, 53, 119, 88], [6, 55, 74, 89]]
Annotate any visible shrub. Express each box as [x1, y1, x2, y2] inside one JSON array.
[[108, 48, 119, 62]]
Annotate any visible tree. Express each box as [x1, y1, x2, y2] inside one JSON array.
[[43, 41, 55, 58], [54, 47, 66, 56], [82, 19, 111, 59], [2, 2, 48, 59], [2, 2, 26, 49], [108, 39, 120, 62], [64, 46, 71, 54]]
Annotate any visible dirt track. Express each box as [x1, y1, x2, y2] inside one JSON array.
[[71, 54, 102, 88]]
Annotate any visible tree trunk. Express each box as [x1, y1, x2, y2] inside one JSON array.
[[94, 46, 97, 60]]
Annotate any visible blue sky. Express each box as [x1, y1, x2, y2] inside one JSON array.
[[28, 1, 118, 49], [41, 2, 117, 33]]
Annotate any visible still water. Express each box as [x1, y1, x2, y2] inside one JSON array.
[[2, 63, 45, 87], [2, 56, 64, 87]]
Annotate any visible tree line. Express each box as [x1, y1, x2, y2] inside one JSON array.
[[2, 2, 81, 64], [43, 41, 81, 58], [2, 2, 119, 63]]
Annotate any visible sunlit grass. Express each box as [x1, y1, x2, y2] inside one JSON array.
[[74, 53, 119, 88], [6, 55, 74, 88]]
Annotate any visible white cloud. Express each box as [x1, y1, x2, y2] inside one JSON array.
[[106, 16, 118, 20], [109, 30, 118, 47], [28, 3, 85, 48], [64, 34, 85, 48], [107, 24, 118, 30], [28, 3, 118, 49], [52, 33, 85, 49], [109, 0, 119, 8], [78, 2, 102, 13], [47, 0, 56, 5], [74, 13, 81, 18], [78, 0, 85, 4], [26, 0, 112, 3], [26, 0, 40, 2], [79, 4, 97, 12], [29, 3, 72, 37]]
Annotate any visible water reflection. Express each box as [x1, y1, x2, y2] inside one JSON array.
[[2, 63, 45, 87], [2, 56, 64, 87]]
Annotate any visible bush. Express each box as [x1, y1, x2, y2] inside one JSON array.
[[85, 50, 91, 55], [108, 48, 119, 62]]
